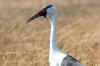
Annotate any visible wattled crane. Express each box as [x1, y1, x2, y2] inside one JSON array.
[[27, 4, 84, 66]]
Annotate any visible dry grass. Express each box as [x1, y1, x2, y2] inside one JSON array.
[[0, 0, 100, 66]]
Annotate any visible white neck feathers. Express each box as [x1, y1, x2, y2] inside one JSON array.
[[50, 15, 60, 54]]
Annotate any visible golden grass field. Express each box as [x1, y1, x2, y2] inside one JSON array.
[[0, 0, 100, 66]]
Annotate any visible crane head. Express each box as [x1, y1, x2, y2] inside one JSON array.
[[26, 4, 57, 23]]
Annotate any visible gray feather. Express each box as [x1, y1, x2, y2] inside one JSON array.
[[61, 55, 84, 66]]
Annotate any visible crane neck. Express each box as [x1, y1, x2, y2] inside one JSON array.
[[50, 15, 60, 54]]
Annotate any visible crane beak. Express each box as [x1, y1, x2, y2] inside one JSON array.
[[26, 13, 39, 23], [26, 8, 47, 23]]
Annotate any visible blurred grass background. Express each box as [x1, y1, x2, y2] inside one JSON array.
[[0, 0, 100, 66]]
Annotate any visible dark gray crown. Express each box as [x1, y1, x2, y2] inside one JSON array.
[[44, 4, 53, 9]]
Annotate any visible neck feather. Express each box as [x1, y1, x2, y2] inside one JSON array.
[[50, 15, 59, 54]]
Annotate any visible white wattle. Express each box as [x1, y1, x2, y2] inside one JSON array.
[[49, 14, 67, 66]]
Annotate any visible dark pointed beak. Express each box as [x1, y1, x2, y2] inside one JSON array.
[[26, 8, 47, 23], [26, 13, 39, 23]]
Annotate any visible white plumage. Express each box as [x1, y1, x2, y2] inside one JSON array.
[[27, 4, 84, 66]]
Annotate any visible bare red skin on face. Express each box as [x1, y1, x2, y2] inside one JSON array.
[[37, 8, 47, 16]]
